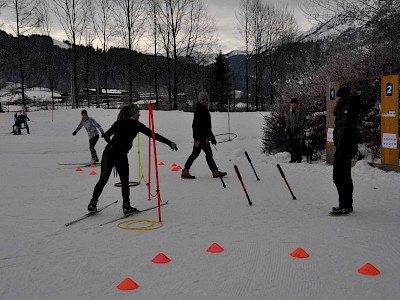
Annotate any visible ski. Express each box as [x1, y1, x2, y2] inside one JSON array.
[[64, 200, 118, 227], [100, 201, 169, 226], [59, 162, 100, 167]]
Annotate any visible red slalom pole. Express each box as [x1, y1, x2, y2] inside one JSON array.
[[149, 104, 163, 222], [276, 164, 296, 200], [148, 106, 152, 200], [234, 165, 252, 206]]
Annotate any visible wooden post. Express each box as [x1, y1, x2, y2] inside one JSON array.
[[381, 75, 399, 166], [326, 82, 340, 165]]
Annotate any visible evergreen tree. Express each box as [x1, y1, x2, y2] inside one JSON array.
[[207, 51, 232, 111]]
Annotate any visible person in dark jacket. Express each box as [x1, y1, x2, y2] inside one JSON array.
[[330, 87, 361, 216], [73, 110, 104, 164], [88, 103, 178, 215], [181, 92, 227, 179], [285, 98, 306, 163]]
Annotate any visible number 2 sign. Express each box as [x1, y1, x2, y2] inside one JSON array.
[[386, 82, 393, 96]]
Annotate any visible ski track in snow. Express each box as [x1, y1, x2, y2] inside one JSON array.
[[1, 109, 400, 299]]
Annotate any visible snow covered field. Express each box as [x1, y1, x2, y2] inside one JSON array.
[[0, 108, 399, 300]]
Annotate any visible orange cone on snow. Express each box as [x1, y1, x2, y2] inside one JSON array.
[[358, 263, 381, 276], [171, 167, 180, 172], [90, 164, 96, 168], [152, 253, 171, 264], [290, 248, 309, 258], [89, 170, 97, 175], [206, 243, 224, 253], [75, 167, 83, 172], [171, 163, 178, 167], [116, 277, 140, 290], [158, 162, 165, 166]]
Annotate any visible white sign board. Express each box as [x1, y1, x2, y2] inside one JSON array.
[[382, 133, 398, 149]]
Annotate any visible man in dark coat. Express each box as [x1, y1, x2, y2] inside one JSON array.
[[330, 87, 361, 216], [181, 92, 227, 179]]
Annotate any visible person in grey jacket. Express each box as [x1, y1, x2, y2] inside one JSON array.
[[285, 98, 306, 163], [73, 110, 104, 163]]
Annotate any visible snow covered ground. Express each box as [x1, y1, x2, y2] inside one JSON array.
[[0, 108, 399, 300]]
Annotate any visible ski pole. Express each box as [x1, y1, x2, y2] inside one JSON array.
[[276, 164, 296, 200], [234, 165, 252, 206], [244, 151, 260, 181], [208, 154, 226, 188]]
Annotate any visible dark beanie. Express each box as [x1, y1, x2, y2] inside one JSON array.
[[81, 110, 88, 115], [198, 92, 209, 101], [290, 98, 298, 104], [336, 87, 351, 98]]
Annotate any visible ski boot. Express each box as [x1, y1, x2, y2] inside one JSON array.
[[88, 199, 98, 213], [123, 204, 139, 215]]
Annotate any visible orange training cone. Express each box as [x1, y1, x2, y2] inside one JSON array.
[[358, 263, 381, 276], [89, 170, 97, 175], [207, 243, 224, 253], [116, 277, 140, 290], [152, 253, 171, 264], [171, 163, 178, 167], [75, 167, 83, 172], [90, 164, 96, 168], [158, 162, 165, 166], [290, 248, 310, 258], [175, 165, 182, 170], [171, 167, 180, 172]]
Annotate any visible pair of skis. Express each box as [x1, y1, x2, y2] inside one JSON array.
[[64, 201, 168, 227]]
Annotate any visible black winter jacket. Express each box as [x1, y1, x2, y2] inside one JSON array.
[[333, 95, 361, 159], [192, 102, 213, 141], [103, 118, 172, 153]]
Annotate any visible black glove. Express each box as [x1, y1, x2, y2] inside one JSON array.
[[170, 142, 178, 151], [72, 131, 77, 136], [210, 136, 216, 145]]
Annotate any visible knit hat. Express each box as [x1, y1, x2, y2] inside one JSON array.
[[81, 109, 88, 115], [128, 104, 140, 116], [198, 92, 209, 101], [336, 87, 351, 98], [290, 98, 298, 104]]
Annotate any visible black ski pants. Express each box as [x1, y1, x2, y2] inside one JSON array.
[[184, 141, 217, 172], [289, 136, 302, 163], [333, 154, 353, 209], [89, 134, 99, 161], [92, 146, 130, 205]]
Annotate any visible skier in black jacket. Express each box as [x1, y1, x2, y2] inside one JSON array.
[[181, 92, 227, 179], [330, 87, 361, 216], [88, 104, 178, 215]]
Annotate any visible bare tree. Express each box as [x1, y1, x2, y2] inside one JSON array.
[[53, 0, 90, 108], [237, 0, 251, 111], [114, 0, 147, 103], [237, 0, 296, 110], [37, 0, 59, 108], [154, 0, 216, 110], [4, 0, 42, 106], [93, 0, 115, 108]]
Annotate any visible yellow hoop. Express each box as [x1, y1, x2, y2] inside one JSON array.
[[117, 219, 163, 230]]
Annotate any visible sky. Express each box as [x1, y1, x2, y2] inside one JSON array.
[[1, 104, 400, 299], [0, 0, 313, 54]]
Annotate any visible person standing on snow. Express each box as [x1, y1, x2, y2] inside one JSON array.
[[330, 87, 361, 216], [88, 103, 178, 215], [181, 92, 227, 179], [285, 98, 306, 163], [72, 110, 104, 164]]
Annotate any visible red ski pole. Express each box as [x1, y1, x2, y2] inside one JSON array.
[[276, 164, 296, 200], [234, 165, 252, 206]]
